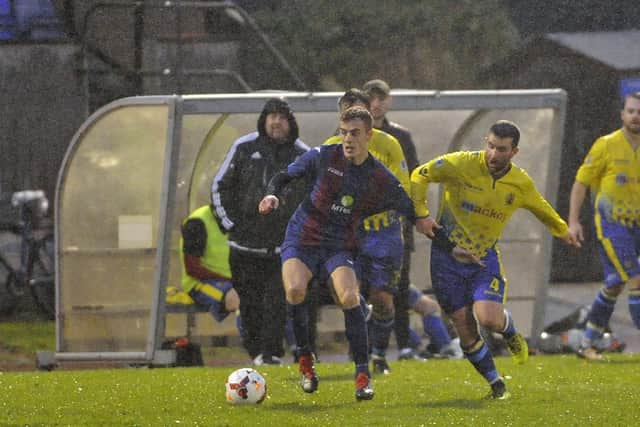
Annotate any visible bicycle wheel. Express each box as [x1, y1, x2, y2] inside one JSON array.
[[30, 238, 55, 320]]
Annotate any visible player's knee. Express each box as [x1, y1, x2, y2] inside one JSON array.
[[370, 295, 394, 320], [285, 282, 307, 305], [224, 288, 240, 312], [337, 289, 359, 309], [475, 311, 503, 332], [414, 295, 439, 316], [372, 303, 394, 321]]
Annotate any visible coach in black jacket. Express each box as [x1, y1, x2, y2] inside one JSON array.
[[212, 98, 309, 365]]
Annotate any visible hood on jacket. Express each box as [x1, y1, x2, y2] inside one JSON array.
[[257, 98, 300, 143]]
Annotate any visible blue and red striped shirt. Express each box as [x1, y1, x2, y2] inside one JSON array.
[[269, 144, 415, 251]]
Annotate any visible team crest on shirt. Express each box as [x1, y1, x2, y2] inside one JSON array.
[[616, 174, 628, 185], [505, 193, 514, 205]]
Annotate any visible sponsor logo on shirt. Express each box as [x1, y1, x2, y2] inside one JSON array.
[[461, 201, 507, 222], [331, 194, 354, 214]]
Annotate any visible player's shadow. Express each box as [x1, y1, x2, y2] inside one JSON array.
[[419, 399, 485, 409], [269, 401, 354, 411], [285, 373, 353, 383]]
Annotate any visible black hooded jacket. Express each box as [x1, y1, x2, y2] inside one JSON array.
[[211, 99, 309, 255]]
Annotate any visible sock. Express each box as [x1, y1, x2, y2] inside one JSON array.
[[370, 316, 394, 356], [344, 305, 370, 377], [422, 313, 452, 351], [284, 318, 297, 348], [408, 327, 422, 350], [235, 312, 246, 340], [463, 339, 499, 385], [288, 302, 311, 355], [629, 289, 640, 329], [501, 309, 517, 340], [359, 294, 370, 320], [584, 287, 617, 342]]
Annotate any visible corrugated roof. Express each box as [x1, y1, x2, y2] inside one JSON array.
[[546, 30, 640, 70]]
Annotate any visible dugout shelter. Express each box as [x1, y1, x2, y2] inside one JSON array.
[[37, 89, 567, 368]]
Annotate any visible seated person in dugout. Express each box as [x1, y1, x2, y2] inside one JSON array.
[[175, 204, 240, 322]]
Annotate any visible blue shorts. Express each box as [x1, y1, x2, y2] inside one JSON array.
[[357, 215, 403, 294], [596, 219, 640, 286], [188, 278, 234, 322], [280, 244, 355, 283], [429, 245, 506, 314]]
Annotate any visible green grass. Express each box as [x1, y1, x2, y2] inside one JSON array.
[[0, 320, 55, 354], [2, 354, 640, 426]]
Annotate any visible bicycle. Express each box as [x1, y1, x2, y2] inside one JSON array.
[[0, 190, 55, 319]]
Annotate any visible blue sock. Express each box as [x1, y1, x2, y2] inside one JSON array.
[[408, 327, 422, 349], [463, 339, 499, 384], [284, 318, 296, 348], [587, 287, 617, 335], [288, 302, 311, 355], [422, 313, 451, 350], [344, 305, 370, 376], [371, 316, 394, 356], [235, 313, 246, 340], [628, 289, 640, 329], [501, 309, 517, 340]]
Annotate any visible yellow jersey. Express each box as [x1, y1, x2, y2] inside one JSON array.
[[575, 129, 640, 226], [411, 150, 568, 257], [324, 128, 409, 231]]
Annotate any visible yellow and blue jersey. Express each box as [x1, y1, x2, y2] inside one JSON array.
[[411, 150, 568, 258], [575, 129, 640, 226]]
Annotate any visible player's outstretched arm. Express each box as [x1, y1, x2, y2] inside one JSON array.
[[258, 195, 279, 215]]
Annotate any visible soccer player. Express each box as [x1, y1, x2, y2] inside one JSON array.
[[258, 106, 416, 401], [324, 88, 410, 374], [568, 92, 640, 361], [363, 79, 422, 361], [411, 120, 580, 399]]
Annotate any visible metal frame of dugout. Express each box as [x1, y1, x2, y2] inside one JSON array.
[[36, 89, 567, 369]]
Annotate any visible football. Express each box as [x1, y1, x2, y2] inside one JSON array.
[[225, 368, 267, 404]]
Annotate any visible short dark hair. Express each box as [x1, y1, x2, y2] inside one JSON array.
[[340, 106, 373, 130], [338, 88, 371, 112], [489, 120, 520, 147], [363, 79, 391, 98], [623, 92, 640, 109]]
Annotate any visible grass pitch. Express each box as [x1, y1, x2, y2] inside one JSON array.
[[2, 353, 640, 426]]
